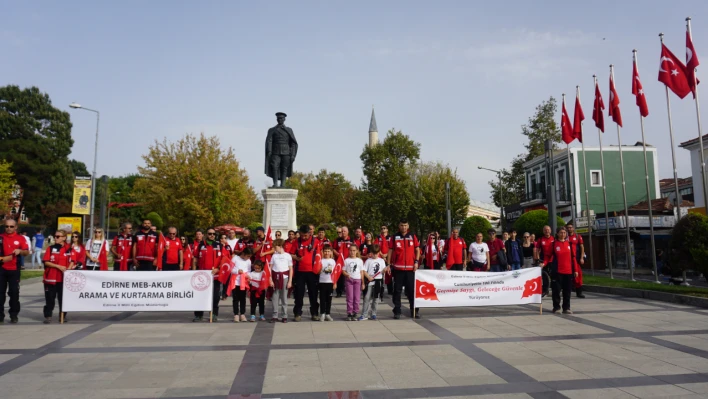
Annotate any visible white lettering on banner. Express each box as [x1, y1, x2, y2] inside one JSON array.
[[414, 268, 542, 308], [62, 271, 213, 312]]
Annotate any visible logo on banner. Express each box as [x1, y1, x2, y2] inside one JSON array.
[[64, 271, 87, 292], [415, 279, 439, 301], [436, 272, 446, 281], [191, 271, 212, 291], [512, 271, 520, 279], [521, 276, 542, 298]]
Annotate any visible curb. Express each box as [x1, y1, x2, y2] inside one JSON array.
[[584, 285, 708, 309]]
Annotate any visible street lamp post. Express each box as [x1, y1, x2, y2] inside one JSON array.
[[106, 191, 120, 239], [69, 102, 100, 243], [478, 167, 504, 231]]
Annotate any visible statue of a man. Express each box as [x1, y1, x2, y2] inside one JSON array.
[[265, 112, 298, 188]]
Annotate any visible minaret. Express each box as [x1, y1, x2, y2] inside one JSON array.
[[368, 107, 378, 147]]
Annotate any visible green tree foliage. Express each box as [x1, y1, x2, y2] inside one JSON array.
[[0, 85, 75, 223], [489, 97, 561, 206], [359, 129, 420, 231], [513, 210, 565, 237], [288, 170, 357, 228], [133, 133, 259, 232], [668, 213, 708, 275], [411, 162, 470, 237], [69, 159, 89, 176], [0, 160, 16, 215], [459, 216, 493, 244], [246, 222, 263, 232], [103, 174, 143, 229], [146, 212, 164, 231]]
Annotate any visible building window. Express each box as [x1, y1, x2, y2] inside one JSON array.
[[680, 187, 693, 196], [590, 170, 602, 187]]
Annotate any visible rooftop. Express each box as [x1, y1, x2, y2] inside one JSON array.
[[626, 197, 695, 213], [659, 177, 693, 191], [468, 199, 500, 213], [679, 134, 708, 148]]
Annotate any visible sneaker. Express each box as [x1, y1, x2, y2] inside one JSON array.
[[240, 314, 247, 322], [370, 315, 377, 320], [212, 316, 218, 322], [393, 314, 401, 320], [259, 315, 266, 321], [193, 317, 203, 322], [43, 318, 51, 324], [346, 314, 352, 321], [357, 316, 368, 321], [234, 315, 240, 323], [312, 315, 320, 321], [282, 318, 287, 323], [249, 315, 256, 322], [270, 317, 278, 323], [336, 293, 342, 298], [562, 309, 573, 315], [294, 315, 301, 322], [325, 314, 334, 321], [320, 315, 325, 322], [10, 317, 18, 324], [414, 313, 421, 320], [552, 308, 560, 314]]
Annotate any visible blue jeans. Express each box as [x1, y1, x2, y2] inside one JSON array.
[[511, 262, 521, 270], [490, 264, 501, 272]]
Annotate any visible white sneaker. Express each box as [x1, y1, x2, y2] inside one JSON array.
[[320, 315, 325, 322], [325, 314, 334, 321]]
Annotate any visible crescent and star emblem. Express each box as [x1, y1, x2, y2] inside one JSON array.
[[419, 285, 429, 296], [659, 56, 679, 76], [687, 48, 693, 64]]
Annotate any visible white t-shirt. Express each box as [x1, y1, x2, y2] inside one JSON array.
[[227, 238, 239, 250], [469, 242, 490, 264], [319, 258, 336, 283], [270, 252, 293, 273], [364, 258, 386, 285], [86, 239, 104, 267], [232, 256, 252, 286], [344, 257, 364, 280], [249, 271, 264, 290]]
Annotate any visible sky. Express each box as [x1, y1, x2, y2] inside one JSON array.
[[3, 1, 708, 204]]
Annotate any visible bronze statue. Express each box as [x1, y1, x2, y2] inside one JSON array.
[[265, 112, 298, 188]]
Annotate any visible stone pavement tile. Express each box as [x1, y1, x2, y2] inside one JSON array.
[[619, 384, 697, 398], [562, 361, 643, 379], [591, 337, 708, 374], [404, 395, 534, 399], [409, 344, 503, 385], [379, 320, 439, 341], [574, 311, 708, 333], [0, 324, 90, 349], [381, 369, 448, 389], [163, 385, 231, 397], [678, 382, 708, 393], [658, 334, 708, 352], [516, 363, 591, 381], [560, 388, 639, 399]]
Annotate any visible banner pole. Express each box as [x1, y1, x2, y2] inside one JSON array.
[[60, 312, 64, 324], [209, 311, 213, 323]]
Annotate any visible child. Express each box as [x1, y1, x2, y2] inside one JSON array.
[[249, 260, 266, 321], [360, 244, 385, 321], [269, 239, 293, 323], [232, 248, 252, 322], [319, 245, 336, 321], [343, 244, 364, 321]]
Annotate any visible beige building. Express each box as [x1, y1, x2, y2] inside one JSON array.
[[466, 199, 501, 229]]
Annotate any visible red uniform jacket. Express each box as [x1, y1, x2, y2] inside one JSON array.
[[133, 230, 159, 261], [43, 244, 72, 284], [295, 236, 320, 273], [445, 237, 467, 267], [389, 232, 419, 271], [193, 241, 223, 279], [1, 233, 29, 271]]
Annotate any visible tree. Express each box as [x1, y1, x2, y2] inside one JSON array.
[[668, 213, 708, 279], [410, 162, 470, 237], [513, 210, 565, 238], [287, 170, 358, 228], [359, 129, 420, 231], [459, 216, 493, 245], [69, 159, 89, 176], [146, 212, 164, 231], [488, 97, 561, 207], [133, 133, 259, 233], [0, 85, 75, 223], [246, 221, 263, 232], [0, 161, 16, 215]]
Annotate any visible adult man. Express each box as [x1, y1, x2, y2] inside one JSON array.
[[0, 219, 29, 323], [374, 225, 391, 295], [283, 230, 297, 255], [162, 227, 183, 271], [333, 226, 354, 297], [444, 228, 467, 271], [316, 227, 331, 251], [265, 112, 298, 188], [486, 229, 505, 272], [535, 225, 555, 295], [386, 219, 420, 319], [354, 227, 365, 248], [133, 219, 159, 271], [291, 224, 321, 321], [192, 228, 223, 322], [505, 230, 523, 271], [111, 223, 133, 271], [226, 229, 239, 252], [253, 226, 274, 263], [566, 223, 586, 298], [32, 230, 45, 268], [79, 191, 89, 208]]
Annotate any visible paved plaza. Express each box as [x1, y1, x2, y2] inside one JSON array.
[[2, 279, 708, 398]]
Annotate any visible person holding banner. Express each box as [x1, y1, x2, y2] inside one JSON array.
[[42, 230, 74, 324], [85, 228, 108, 271], [133, 219, 159, 271], [111, 223, 133, 271], [566, 223, 585, 299], [550, 227, 579, 314], [192, 228, 223, 322], [318, 245, 336, 322], [162, 227, 183, 271], [291, 224, 321, 322], [535, 226, 555, 296], [270, 239, 293, 323], [469, 233, 491, 271], [386, 219, 420, 320]]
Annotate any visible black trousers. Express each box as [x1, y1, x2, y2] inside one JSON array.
[[195, 280, 221, 318], [163, 263, 180, 271], [233, 288, 247, 315], [250, 291, 265, 316], [448, 263, 463, 271], [392, 269, 418, 315], [293, 271, 319, 316], [0, 269, 20, 320], [335, 273, 345, 296], [43, 283, 63, 318], [113, 261, 122, 271], [552, 273, 573, 311], [137, 260, 155, 271], [270, 154, 291, 182], [319, 282, 333, 315]]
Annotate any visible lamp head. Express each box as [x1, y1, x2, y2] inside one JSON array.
[[477, 166, 482, 170], [69, 102, 82, 109]]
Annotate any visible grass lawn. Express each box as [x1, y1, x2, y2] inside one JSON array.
[[584, 275, 708, 298], [20, 270, 44, 280]]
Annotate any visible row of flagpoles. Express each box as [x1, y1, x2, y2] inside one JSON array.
[[558, 17, 706, 282]]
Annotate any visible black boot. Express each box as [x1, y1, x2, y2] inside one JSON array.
[[576, 288, 585, 298]]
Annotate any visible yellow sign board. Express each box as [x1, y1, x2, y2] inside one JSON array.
[[57, 216, 83, 235], [688, 207, 706, 216], [71, 176, 92, 215]]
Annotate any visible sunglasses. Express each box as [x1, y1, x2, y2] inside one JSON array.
[[4, 225, 16, 228], [54, 235, 64, 238], [207, 232, 216, 236]]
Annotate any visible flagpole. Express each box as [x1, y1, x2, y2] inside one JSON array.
[[610, 65, 633, 281], [594, 75, 613, 278], [660, 33, 683, 220], [578, 86, 595, 275], [687, 17, 708, 213], [633, 50, 659, 283]]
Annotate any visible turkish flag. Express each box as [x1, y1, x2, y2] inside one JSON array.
[[687, 30, 700, 96], [263, 259, 271, 288], [658, 43, 692, 99], [332, 253, 344, 287], [217, 260, 233, 285], [415, 280, 439, 301], [155, 233, 166, 270], [632, 60, 649, 117], [425, 235, 434, 269], [521, 276, 542, 298], [313, 253, 322, 274], [260, 226, 272, 258], [609, 74, 623, 127], [573, 92, 585, 143], [592, 81, 605, 132], [561, 99, 574, 144]]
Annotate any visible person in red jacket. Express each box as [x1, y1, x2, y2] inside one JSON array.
[[291, 224, 321, 321], [162, 227, 183, 271], [0, 219, 30, 323], [386, 219, 420, 319], [374, 225, 391, 297], [133, 219, 159, 271], [550, 227, 579, 314], [42, 230, 74, 323], [333, 226, 354, 298], [444, 228, 467, 271], [181, 236, 192, 271], [192, 228, 223, 322], [111, 223, 133, 271], [69, 231, 86, 269], [566, 222, 586, 299], [535, 225, 555, 295], [486, 229, 505, 272]]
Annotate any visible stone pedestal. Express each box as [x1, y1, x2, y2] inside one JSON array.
[[262, 188, 298, 240]]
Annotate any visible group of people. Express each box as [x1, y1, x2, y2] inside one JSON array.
[[0, 216, 587, 324]]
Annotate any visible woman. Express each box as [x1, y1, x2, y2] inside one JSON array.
[[550, 227, 578, 314], [468, 233, 490, 271], [42, 230, 74, 323], [70, 231, 86, 270], [359, 233, 374, 260], [522, 232, 535, 269], [181, 236, 193, 270], [422, 232, 441, 269], [220, 234, 234, 300], [85, 228, 109, 270]]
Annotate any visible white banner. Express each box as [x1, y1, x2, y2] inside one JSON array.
[[414, 268, 542, 308], [62, 271, 214, 312]]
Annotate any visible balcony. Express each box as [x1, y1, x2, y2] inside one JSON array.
[[520, 186, 572, 206]]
